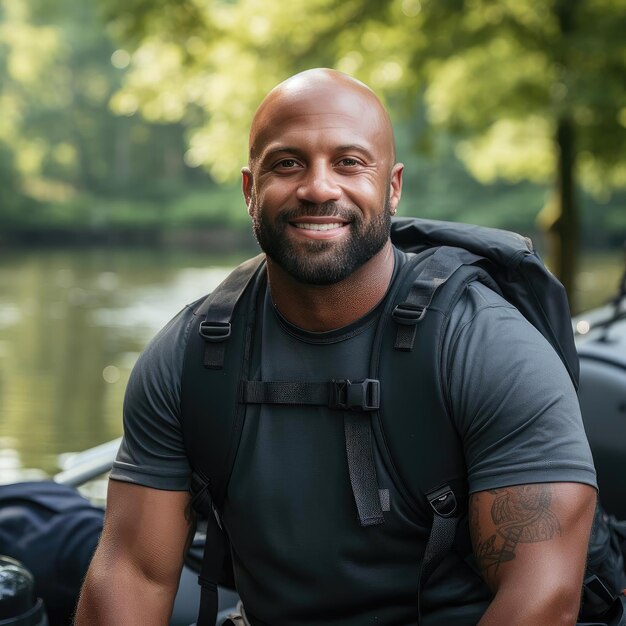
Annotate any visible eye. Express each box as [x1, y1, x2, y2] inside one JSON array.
[[275, 159, 299, 169], [336, 157, 360, 167]]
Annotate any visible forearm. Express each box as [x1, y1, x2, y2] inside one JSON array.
[[75, 551, 179, 625], [478, 583, 580, 626]]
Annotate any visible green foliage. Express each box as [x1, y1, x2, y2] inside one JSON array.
[[93, 0, 626, 304], [102, 0, 626, 197], [1, 0, 624, 255], [0, 0, 227, 229]]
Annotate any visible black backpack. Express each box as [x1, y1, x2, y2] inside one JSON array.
[[180, 217, 622, 625]]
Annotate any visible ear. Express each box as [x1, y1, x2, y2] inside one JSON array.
[[242, 167, 253, 215], [388, 163, 403, 215]]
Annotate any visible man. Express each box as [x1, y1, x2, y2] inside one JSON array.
[[76, 69, 597, 625]]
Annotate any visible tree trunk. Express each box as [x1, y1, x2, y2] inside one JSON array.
[[547, 0, 580, 313], [552, 117, 579, 312]]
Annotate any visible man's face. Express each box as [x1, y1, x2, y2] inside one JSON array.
[[243, 81, 402, 285]]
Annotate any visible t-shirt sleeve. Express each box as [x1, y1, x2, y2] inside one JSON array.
[[110, 305, 195, 491], [444, 283, 597, 494]]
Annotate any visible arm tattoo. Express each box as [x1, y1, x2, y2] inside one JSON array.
[[472, 485, 561, 577]]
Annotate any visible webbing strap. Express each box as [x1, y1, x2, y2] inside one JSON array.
[[416, 485, 460, 624], [240, 379, 380, 412], [197, 580, 218, 626], [393, 247, 483, 351], [241, 380, 328, 406], [344, 412, 384, 527], [195, 488, 229, 626], [201, 335, 227, 370], [417, 514, 459, 623], [197, 254, 265, 370]]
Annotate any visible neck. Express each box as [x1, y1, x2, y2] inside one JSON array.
[[266, 241, 395, 332]]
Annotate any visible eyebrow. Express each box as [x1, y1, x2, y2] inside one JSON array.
[[261, 146, 305, 162], [335, 144, 376, 161], [260, 143, 376, 163]]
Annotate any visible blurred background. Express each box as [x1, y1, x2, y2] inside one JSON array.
[[1, 0, 625, 481]]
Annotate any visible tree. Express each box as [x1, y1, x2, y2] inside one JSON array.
[[0, 0, 63, 216], [0, 0, 211, 233], [101, 0, 626, 304], [409, 0, 626, 305]]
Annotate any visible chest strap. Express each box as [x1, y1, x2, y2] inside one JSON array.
[[240, 378, 380, 411], [240, 378, 384, 527]]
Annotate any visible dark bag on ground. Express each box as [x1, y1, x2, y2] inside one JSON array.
[[0, 481, 104, 626]]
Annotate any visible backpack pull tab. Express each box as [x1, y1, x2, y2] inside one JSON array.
[[428, 486, 458, 518]]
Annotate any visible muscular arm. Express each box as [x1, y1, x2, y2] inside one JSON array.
[[471, 482, 596, 626], [75, 480, 193, 626]]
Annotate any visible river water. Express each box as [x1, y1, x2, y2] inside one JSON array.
[[0, 245, 249, 483], [1, 243, 622, 484]]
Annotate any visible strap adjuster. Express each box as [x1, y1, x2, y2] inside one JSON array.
[[189, 472, 214, 516], [199, 321, 232, 342], [392, 303, 426, 325], [428, 486, 458, 518], [330, 379, 380, 411]]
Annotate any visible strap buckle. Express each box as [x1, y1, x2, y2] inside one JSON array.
[[199, 321, 232, 342], [392, 303, 426, 325], [330, 378, 380, 411], [427, 485, 458, 518]]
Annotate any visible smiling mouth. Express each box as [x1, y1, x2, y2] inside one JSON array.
[[292, 222, 345, 231]]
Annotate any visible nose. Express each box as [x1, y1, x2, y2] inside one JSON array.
[[295, 162, 342, 204]]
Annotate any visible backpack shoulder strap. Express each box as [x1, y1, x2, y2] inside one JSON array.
[[390, 217, 579, 388], [371, 249, 483, 623], [385, 217, 581, 623], [181, 253, 265, 500], [180, 254, 266, 626], [194, 253, 266, 370], [371, 246, 496, 512]]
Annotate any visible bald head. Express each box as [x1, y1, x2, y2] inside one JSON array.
[[248, 68, 396, 167]]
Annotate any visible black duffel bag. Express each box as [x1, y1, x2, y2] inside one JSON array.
[[0, 481, 103, 625]]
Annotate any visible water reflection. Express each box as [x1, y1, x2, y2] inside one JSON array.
[[0, 246, 248, 481]]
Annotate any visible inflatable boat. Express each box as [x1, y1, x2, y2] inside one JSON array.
[[575, 265, 626, 520]]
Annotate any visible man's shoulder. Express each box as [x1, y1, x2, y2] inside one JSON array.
[[455, 280, 517, 317], [447, 281, 545, 343], [132, 300, 202, 379]]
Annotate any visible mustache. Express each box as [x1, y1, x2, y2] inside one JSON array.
[[279, 203, 359, 222]]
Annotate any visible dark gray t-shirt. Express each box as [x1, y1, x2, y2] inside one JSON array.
[[111, 248, 597, 625]]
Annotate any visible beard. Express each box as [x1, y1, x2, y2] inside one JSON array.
[[250, 196, 392, 285]]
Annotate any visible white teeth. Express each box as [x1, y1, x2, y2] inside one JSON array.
[[293, 222, 344, 231]]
